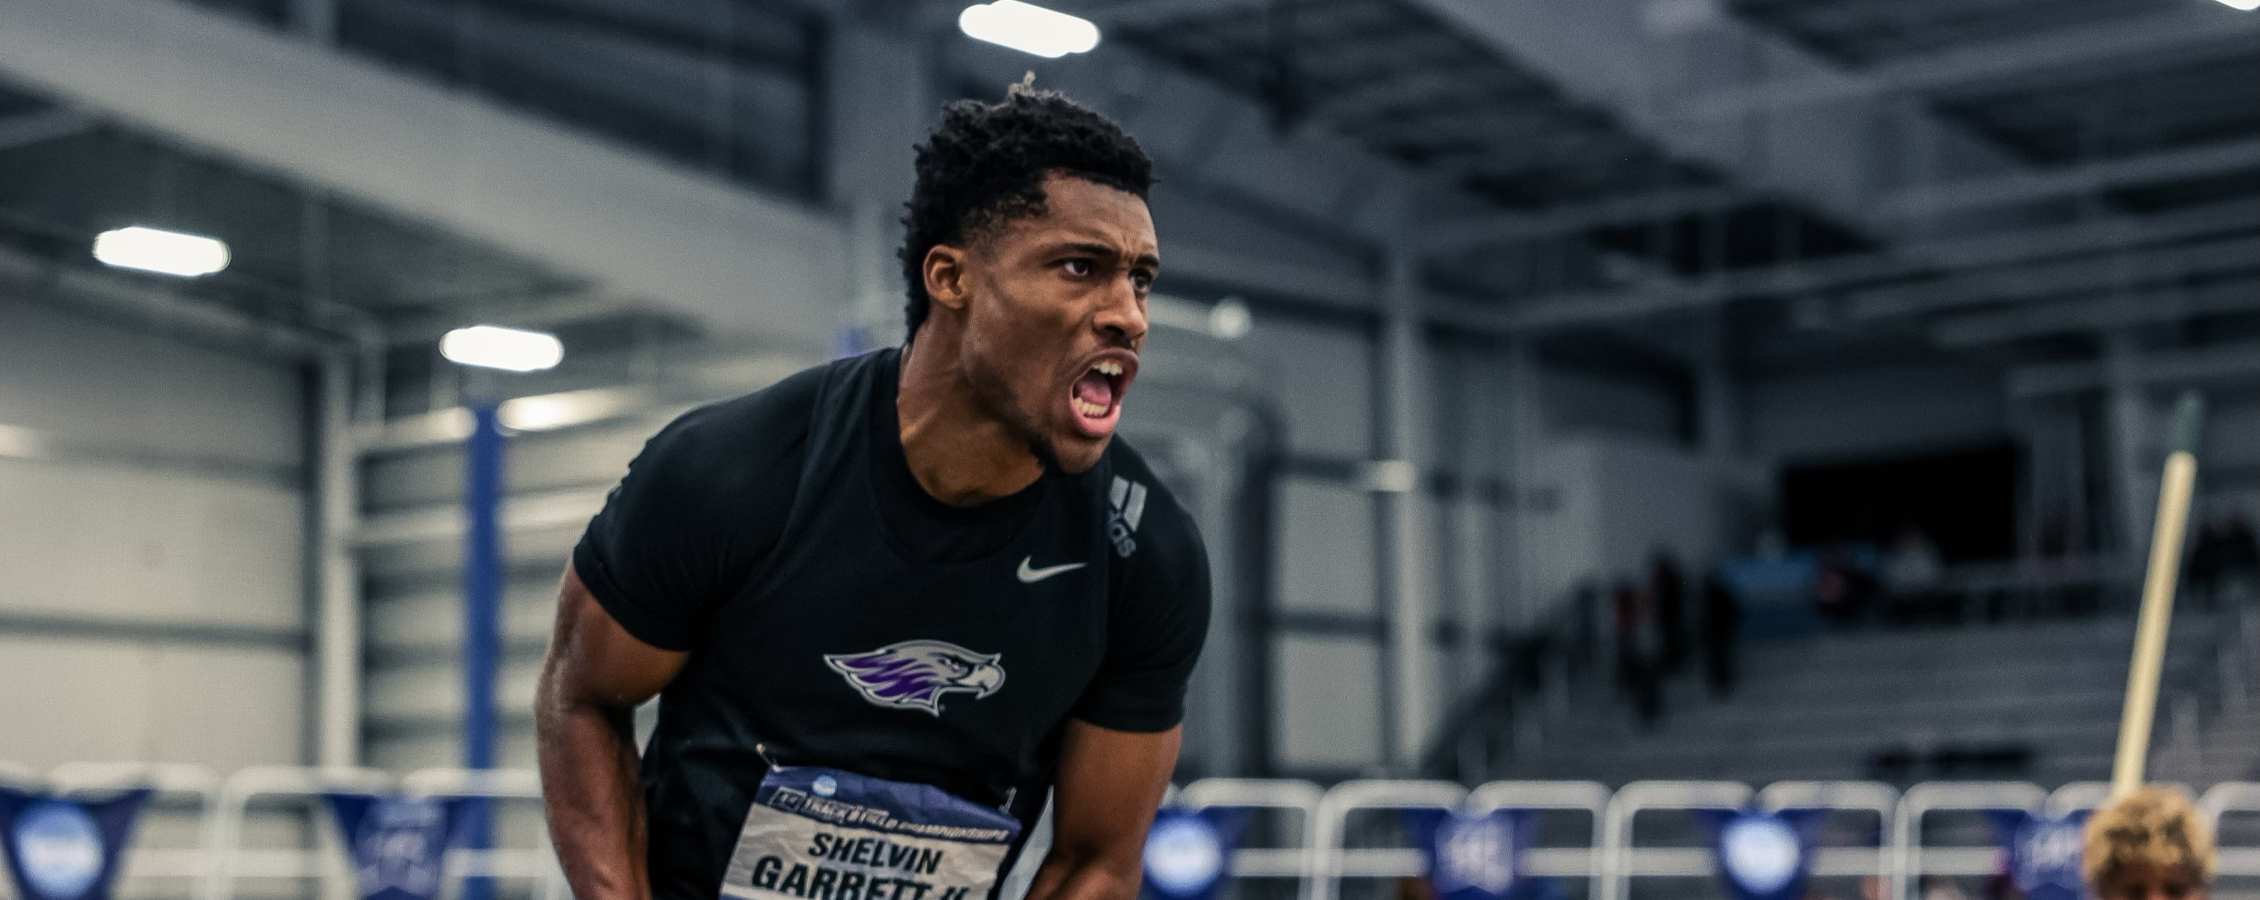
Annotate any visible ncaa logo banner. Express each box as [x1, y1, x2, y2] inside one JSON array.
[[1696, 809, 1826, 900], [1140, 808, 1247, 900], [1401, 808, 1528, 900], [1987, 811, 2089, 900], [321, 793, 473, 900], [721, 766, 1023, 900], [0, 787, 153, 900]]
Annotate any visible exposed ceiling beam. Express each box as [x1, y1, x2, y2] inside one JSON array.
[[1303, 69, 1490, 126], [0, 0, 847, 346], [1081, 0, 1266, 30], [2009, 339, 2260, 398], [1933, 276, 2260, 347], [1163, 243, 1377, 313], [0, 241, 332, 359], [1887, 136, 2260, 218], [1849, 234, 2260, 320], [383, 292, 659, 346], [1676, 9, 2260, 121], [1398, 0, 2025, 241], [0, 108, 96, 151], [1417, 186, 1747, 251], [1447, 197, 2260, 330]]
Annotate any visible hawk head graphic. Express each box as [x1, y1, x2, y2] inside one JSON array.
[[823, 640, 1006, 715]]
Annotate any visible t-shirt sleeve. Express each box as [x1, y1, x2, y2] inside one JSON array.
[[1073, 501, 1212, 732], [571, 396, 804, 652]]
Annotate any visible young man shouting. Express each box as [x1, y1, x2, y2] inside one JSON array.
[[534, 85, 1209, 900]]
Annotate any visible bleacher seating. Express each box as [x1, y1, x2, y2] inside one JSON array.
[[1509, 612, 2242, 787]]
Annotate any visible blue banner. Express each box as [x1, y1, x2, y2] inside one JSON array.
[[322, 794, 473, 900], [1141, 808, 1247, 900], [1403, 809, 1528, 900], [0, 788, 153, 900], [1697, 809, 1825, 900], [1986, 811, 2088, 900]]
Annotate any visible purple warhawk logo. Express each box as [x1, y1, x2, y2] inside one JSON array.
[[823, 640, 1007, 715]]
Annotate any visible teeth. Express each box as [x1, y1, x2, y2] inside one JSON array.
[[1095, 360, 1123, 377], [1073, 398, 1109, 417]]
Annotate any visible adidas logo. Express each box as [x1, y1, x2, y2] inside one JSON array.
[[1107, 476, 1147, 557]]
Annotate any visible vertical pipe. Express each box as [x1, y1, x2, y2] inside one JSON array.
[[463, 402, 504, 900], [1502, 336, 1539, 629], [313, 353, 361, 768], [1382, 249, 1435, 770], [2103, 335, 2153, 551]]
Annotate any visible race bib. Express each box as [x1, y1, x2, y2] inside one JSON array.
[[722, 767, 1023, 900]]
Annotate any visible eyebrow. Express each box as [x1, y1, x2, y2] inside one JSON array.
[[1059, 241, 1161, 271]]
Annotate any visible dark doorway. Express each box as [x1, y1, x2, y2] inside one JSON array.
[[1781, 442, 2020, 562]]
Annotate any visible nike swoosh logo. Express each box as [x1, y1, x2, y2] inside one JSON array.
[[1016, 557, 1087, 583]]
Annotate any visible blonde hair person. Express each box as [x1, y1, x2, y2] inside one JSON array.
[[2083, 786, 2217, 900]]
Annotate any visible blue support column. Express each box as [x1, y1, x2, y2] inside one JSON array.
[[462, 402, 504, 900]]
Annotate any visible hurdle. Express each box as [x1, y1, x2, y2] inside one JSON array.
[[2200, 782, 2260, 880], [1178, 778, 1327, 888], [1760, 781, 1899, 887], [197, 765, 397, 900], [401, 767, 565, 900], [48, 762, 222, 892], [1597, 780, 1750, 900], [1888, 781, 2046, 900], [1304, 780, 1466, 900], [1465, 780, 1609, 893]]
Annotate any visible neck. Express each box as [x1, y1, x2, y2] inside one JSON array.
[[895, 333, 1044, 506]]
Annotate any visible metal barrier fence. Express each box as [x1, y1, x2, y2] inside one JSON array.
[[2, 767, 2257, 900], [0, 763, 563, 900]]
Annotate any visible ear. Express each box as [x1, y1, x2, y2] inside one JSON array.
[[922, 244, 971, 313]]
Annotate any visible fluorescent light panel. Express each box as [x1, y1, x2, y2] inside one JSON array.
[[92, 226, 230, 277], [440, 325, 565, 373], [958, 1, 1099, 58]]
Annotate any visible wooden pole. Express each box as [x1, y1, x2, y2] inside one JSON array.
[[2110, 391, 2206, 799]]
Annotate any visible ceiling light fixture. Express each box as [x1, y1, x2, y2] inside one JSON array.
[[92, 226, 230, 277], [440, 325, 565, 373], [2214, 0, 2259, 11], [958, 1, 1100, 58]]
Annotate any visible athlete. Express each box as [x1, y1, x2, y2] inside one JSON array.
[[2082, 787, 2216, 900], [534, 84, 1210, 900]]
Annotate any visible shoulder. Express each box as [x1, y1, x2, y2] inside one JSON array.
[[625, 357, 842, 497], [1097, 437, 1206, 568], [641, 350, 889, 465]]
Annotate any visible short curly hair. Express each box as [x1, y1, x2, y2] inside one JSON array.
[[899, 84, 1153, 339], [2083, 786, 2216, 889]]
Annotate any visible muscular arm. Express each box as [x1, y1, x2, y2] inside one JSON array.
[[535, 564, 687, 900], [1023, 722, 1181, 900]]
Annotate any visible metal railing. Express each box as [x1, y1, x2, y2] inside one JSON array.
[[4, 766, 2257, 900]]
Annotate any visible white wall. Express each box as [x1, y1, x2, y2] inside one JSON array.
[[1747, 360, 2008, 462], [2195, 389, 2260, 529], [0, 299, 308, 773], [1520, 436, 1718, 615]]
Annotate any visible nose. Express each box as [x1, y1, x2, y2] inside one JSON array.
[[1093, 277, 1147, 346]]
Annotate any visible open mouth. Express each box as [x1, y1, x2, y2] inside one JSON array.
[[1069, 356, 1134, 437]]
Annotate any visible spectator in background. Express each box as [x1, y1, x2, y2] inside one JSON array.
[[1885, 523, 1949, 623], [1816, 545, 1877, 624], [2083, 786, 2215, 900], [2187, 513, 2258, 610], [1614, 581, 1663, 728], [2188, 518, 2225, 609], [1701, 572, 1741, 697], [2220, 513, 2259, 606], [1651, 552, 1689, 673]]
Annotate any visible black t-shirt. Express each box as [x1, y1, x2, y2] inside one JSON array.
[[572, 348, 1211, 900]]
